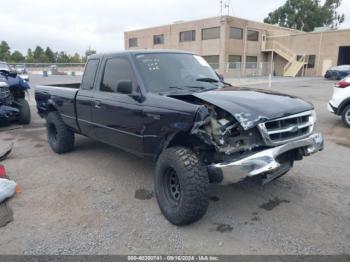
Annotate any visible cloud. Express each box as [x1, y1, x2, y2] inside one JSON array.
[[1, 0, 349, 55]]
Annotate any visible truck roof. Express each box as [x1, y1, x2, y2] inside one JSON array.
[[88, 49, 194, 59]]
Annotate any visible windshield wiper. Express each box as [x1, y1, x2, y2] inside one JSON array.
[[196, 77, 219, 83]]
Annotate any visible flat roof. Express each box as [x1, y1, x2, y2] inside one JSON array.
[[89, 49, 194, 59], [125, 15, 301, 34], [268, 27, 350, 38]]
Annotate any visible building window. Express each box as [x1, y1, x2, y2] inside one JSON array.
[[307, 55, 316, 68], [202, 55, 220, 69], [202, 27, 220, 40], [247, 30, 259, 41], [228, 55, 241, 69], [246, 56, 257, 69], [179, 30, 196, 42], [229, 27, 243, 40], [153, 34, 164, 45], [128, 38, 138, 47]]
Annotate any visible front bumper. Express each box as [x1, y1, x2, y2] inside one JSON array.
[[208, 133, 324, 185], [328, 102, 337, 114]]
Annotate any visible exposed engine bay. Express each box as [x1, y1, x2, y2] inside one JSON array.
[[169, 95, 264, 158], [191, 104, 264, 155]]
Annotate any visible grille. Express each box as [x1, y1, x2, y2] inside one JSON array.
[[258, 111, 315, 146], [0, 85, 10, 100]]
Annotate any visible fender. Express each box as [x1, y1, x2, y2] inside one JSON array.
[[338, 97, 350, 115]]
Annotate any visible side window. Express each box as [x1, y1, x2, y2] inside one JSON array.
[[100, 58, 134, 93], [81, 59, 99, 90]]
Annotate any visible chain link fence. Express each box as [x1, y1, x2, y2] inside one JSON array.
[[8, 62, 275, 82], [8, 63, 85, 76], [209, 62, 275, 78]]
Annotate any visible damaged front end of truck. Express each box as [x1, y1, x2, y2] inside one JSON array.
[[179, 90, 324, 185], [0, 70, 31, 125]]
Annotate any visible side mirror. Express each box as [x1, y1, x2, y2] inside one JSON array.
[[117, 80, 133, 94]]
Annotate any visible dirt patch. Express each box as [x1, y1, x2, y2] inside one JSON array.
[[134, 189, 154, 200], [335, 141, 350, 148], [213, 223, 233, 233], [259, 197, 290, 211], [251, 216, 261, 222], [2, 137, 15, 141], [210, 196, 220, 202]]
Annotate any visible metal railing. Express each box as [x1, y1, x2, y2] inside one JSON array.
[[210, 62, 275, 78], [264, 40, 295, 61], [8, 63, 85, 76]]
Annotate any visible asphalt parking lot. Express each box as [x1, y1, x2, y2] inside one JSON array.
[[0, 75, 349, 255]]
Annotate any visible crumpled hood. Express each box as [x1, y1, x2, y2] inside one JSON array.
[[193, 87, 314, 130]]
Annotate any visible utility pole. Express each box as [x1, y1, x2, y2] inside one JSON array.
[[220, 0, 231, 21]]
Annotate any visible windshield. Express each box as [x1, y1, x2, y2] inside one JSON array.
[[337, 65, 350, 71], [134, 53, 223, 93]]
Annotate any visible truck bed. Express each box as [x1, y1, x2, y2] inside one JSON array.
[[41, 83, 81, 89], [35, 84, 80, 131]]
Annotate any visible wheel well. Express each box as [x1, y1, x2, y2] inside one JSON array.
[[167, 132, 193, 148], [339, 99, 350, 115]]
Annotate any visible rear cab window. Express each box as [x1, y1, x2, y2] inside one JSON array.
[[81, 59, 100, 90]]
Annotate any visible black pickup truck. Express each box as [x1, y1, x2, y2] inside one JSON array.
[[35, 50, 324, 225]]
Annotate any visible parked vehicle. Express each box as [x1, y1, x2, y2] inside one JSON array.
[[324, 65, 350, 80], [35, 50, 324, 225], [14, 64, 29, 82], [0, 62, 31, 125], [15, 64, 28, 74], [328, 75, 350, 127]]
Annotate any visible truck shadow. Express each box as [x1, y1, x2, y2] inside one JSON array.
[[73, 135, 300, 225]]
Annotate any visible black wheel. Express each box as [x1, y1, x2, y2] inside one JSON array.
[[155, 147, 209, 226], [17, 99, 31, 125], [46, 111, 75, 154], [342, 105, 350, 128]]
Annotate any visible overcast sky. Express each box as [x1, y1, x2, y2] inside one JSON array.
[[1, 0, 349, 55]]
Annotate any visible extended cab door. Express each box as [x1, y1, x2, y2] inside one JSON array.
[[91, 56, 144, 155], [76, 58, 100, 137]]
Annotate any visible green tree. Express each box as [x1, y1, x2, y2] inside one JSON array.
[[0, 41, 11, 61], [33, 46, 45, 62], [45, 47, 56, 63], [82, 47, 96, 62], [264, 0, 345, 32], [70, 53, 82, 63], [56, 51, 70, 63], [10, 50, 25, 63], [322, 0, 345, 29], [26, 48, 34, 63]]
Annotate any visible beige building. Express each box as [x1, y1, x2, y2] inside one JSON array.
[[124, 16, 350, 77]]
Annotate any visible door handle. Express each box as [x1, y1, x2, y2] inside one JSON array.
[[94, 100, 102, 109]]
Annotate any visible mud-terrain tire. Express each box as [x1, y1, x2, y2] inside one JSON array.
[[46, 111, 75, 154], [155, 147, 209, 226], [17, 99, 31, 125], [341, 105, 350, 128]]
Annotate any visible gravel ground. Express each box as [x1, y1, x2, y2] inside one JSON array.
[[0, 75, 349, 255]]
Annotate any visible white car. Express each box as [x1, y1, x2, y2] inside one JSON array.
[[328, 76, 350, 127]]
